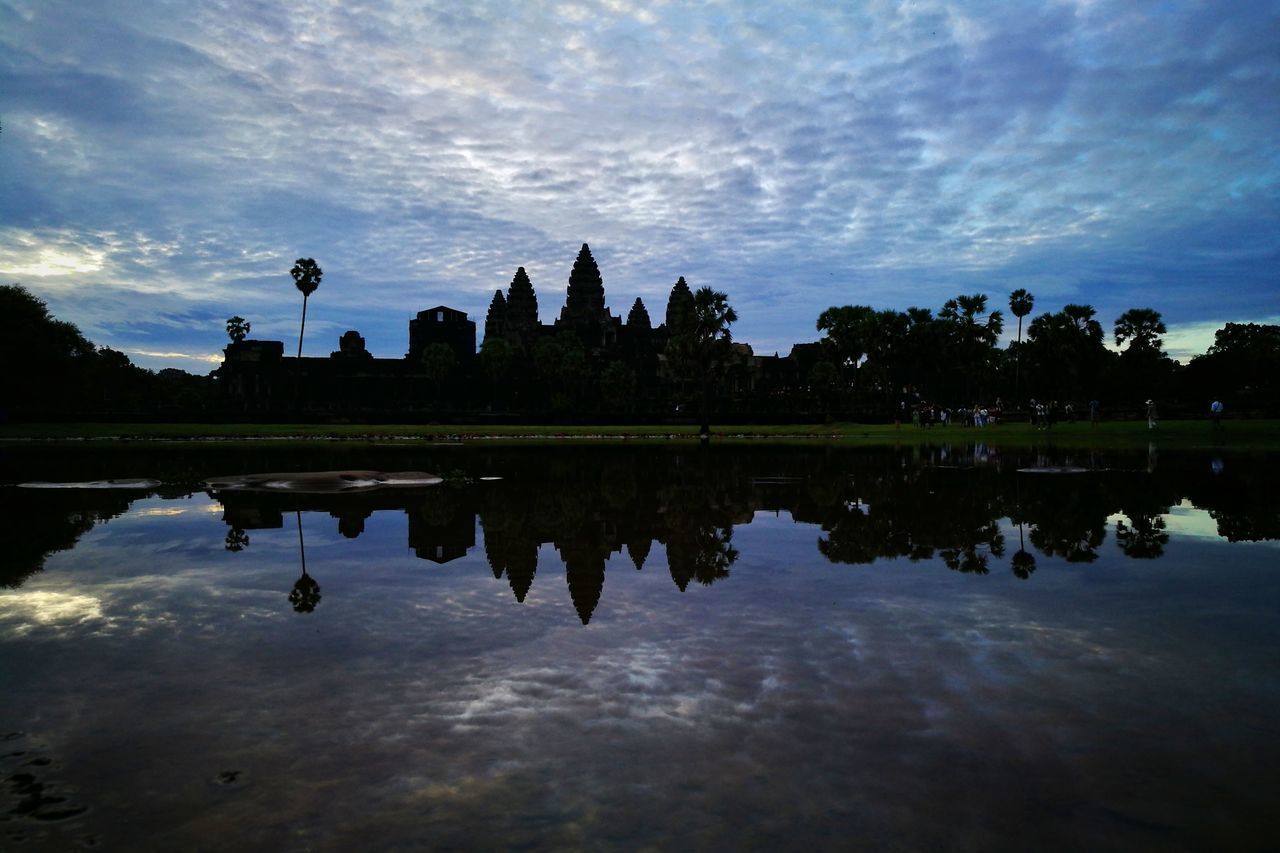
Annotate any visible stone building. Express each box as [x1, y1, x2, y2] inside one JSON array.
[[216, 242, 820, 416]]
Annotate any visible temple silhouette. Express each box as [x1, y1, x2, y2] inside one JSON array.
[[217, 243, 819, 416]]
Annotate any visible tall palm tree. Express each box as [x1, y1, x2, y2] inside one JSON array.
[[289, 258, 322, 408], [691, 286, 737, 437], [1009, 288, 1034, 403], [290, 258, 323, 359], [1113, 307, 1166, 352], [940, 293, 1003, 401]]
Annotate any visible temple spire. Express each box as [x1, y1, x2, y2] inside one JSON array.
[[627, 297, 652, 330], [665, 276, 694, 332]]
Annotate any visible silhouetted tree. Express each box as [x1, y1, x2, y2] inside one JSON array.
[[289, 258, 322, 359], [533, 331, 587, 414], [1183, 323, 1280, 413], [689, 286, 738, 436], [816, 305, 874, 393], [479, 336, 513, 409], [601, 361, 636, 415], [1009, 288, 1034, 403], [939, 293, 1004, 402], [226, 316, 251, 343], [421, 342, 457, 404], [1112, 308, 1172, 407], [1025, 304, 1107, 403], [1114, 308, 1166, 354]]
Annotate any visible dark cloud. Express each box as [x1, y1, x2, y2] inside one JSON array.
[[0, 0, 1276, 367]]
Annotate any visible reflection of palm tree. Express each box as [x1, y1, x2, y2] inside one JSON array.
[[1115, 514, 1169, 559], [288, 511, 321, 614], [224, 527, 250, 552], [1010, 478, 1036, 579], [1011, 547, 1036, 579], [692, 526, 739, 586]]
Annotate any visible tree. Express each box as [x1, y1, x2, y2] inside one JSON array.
[[1009, 288, 1034, 402], [816, 305, 875, 385], [533, 331, 588, 413], [601, 361, 637, 414], [939, 294, 1004, 402], [1183, 323, 1280, 413], [479, 336, 513, 409], [1112, 308, 1172, 406], [226, 316, 251, 343], [289, 258, 322, 408], [1024, 304, 1107, 403], [290, 258, 322, 359], [1113, 308, 1166, 353], [420, 342, 457, 404], [690, 286, 738, 437]]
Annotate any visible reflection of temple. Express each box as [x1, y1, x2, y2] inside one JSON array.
[[408, 496, 475, 564], [15, 445, 1277, 625], [196, 445, 1280, 623]]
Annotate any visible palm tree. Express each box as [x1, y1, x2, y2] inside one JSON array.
[[290, 258, 322, 359], [225, 316, 251, 343], [939, 294, 1003, 402], [289, 258, 322, 408], [1009, 288, 1034, 403], [1113, 308, 1166, 353], [691, 286, 738, 437]]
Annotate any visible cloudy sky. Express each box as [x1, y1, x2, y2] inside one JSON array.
[[2, 0, 1277, 371]]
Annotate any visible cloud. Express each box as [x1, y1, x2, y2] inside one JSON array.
[[1, 0, 1276, 368]]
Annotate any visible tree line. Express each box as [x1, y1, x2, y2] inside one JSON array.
[[3, 276, 1278, 422]]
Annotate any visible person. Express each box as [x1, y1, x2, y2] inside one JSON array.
[[1089, 399, 1100, 427], [1146, 399, 1158, 430], [1210, 399, 1224, 429]]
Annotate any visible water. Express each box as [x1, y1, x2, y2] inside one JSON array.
[[1, 443, 1277, 850]]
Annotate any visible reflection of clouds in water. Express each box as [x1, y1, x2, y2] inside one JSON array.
[[0, 590, 106, 636]]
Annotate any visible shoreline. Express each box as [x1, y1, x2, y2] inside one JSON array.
[[1, 420, 1274, 450]]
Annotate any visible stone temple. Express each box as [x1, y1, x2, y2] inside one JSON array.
[[217, 243, 817, 416]]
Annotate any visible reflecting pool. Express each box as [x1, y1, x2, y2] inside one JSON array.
[[2, 443, 1278, 850]]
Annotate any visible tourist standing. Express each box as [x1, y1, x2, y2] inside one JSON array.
[[1147, 399, 1158, 430], [1211, 399, 1224, 430]]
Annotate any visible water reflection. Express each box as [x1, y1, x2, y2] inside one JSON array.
[[2, 444, 1279, 850], [5, 444, 1277, 623]]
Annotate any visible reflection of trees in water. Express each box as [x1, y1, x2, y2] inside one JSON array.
[[289, 572, 322, 613], [1019, 475, 1108, 563], [21, 445, 1274, 623], [2, 490, 137, 588], [1115, 515, 1169, 559], [224, 527, 250, 552], [816, 460, 1006, 574], [288, 511, 321, 614]]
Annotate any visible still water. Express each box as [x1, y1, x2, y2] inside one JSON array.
[[1, 443, 1278, 850]]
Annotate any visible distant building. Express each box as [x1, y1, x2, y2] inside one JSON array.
[[215, 242, 823, 417]]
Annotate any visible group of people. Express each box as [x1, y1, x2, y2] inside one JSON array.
[[895, 393, 1227, 430], [900, 400, 1003, 428]]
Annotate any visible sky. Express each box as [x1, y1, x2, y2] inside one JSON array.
[[2, 0, 1278, 372]]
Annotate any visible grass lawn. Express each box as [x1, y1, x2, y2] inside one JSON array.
[[1, 419, 1274, 449]]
